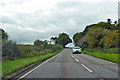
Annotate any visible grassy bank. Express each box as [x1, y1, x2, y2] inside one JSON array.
[[82, 50, 119, 63], [2, 49, 63, 77]]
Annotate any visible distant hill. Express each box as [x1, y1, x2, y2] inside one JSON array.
[[73, 19, 120, 48]]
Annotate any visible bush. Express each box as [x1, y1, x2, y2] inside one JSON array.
[[2, 40, 20, 61], [83, 48, 119, 54], [1, 29, 63, 61]]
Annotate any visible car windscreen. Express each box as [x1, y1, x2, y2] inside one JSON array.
[[74, 47, 80, 49]]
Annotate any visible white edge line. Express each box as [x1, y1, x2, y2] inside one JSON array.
[[81, 64, 93, 73], [103, 60, 116, 64], [18, 51, 61, 79], [83, 53, 117, 65]]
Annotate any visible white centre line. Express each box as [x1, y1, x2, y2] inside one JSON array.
[[69, 50, 93, 73], [81, 64, 93, 73], [68, 50, 94, 74], [68, 49, 80, 63], [18, 51, 62, 80], [75, 58, 79, 63], [72, 55, 75, 58]]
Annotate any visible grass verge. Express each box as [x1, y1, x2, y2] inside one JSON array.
[[82, 50, 119, 63], [2, 49, 63, 77]]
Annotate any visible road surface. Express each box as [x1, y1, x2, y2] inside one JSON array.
[[17, 49, 118, 79]]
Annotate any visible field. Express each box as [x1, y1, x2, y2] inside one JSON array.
[[2, 49, 63, 77], [82, 50, 119, 63]]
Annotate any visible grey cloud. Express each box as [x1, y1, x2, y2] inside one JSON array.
[[2, 24, 50, 44], [118, 1, 120, 18], [2, 17, 16, 24], [1, 1, 118, 44], [10, 0, 26, 4], [0, 2, 5, 6], [56, 2, 81, 8]]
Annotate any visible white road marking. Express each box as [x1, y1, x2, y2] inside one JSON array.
[[75, 58, 79, 63], [107, 61, 116, 64], [68, 49, 80, 63], [69, 50, 93, 73], [83, 53, 117, 65], [71, 54, 75, 58], [68, 50, 72, 54], [18, 51, 61, 79], [81, 64, 93, 73], [96, 57, 116, 64], [72, 55, 75, 58]]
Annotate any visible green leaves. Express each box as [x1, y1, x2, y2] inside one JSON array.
[[1, 29, 20, 61], [73, 19, 119, 49], [50, 33, 72, 47], [56, 33, 72, 47], [2, 29, 63, 61], [0, 29, 8, 40]]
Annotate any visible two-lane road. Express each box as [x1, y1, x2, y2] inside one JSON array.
[[17, 49, 118, 79]]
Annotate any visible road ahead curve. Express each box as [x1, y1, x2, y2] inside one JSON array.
[[17, 49, 118, 79]]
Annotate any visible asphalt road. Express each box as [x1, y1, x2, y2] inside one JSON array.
[[17, 49, 118, 79]]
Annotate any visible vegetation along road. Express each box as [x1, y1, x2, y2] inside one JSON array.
[[14, 49, 118, 79], [1, 19, 119, 79]]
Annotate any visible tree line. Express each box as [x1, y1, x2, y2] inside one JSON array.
[[1, 29, 64, 61], [73, 19, 120, 49], [1, 18, 119, 61]]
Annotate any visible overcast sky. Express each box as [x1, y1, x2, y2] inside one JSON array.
[[0, 0, 118, 44]]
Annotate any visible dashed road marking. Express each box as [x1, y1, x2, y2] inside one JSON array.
[[71, 54, 74, 58], [68, 50, 80, 63], [81, 64, 93, 73], [75, 58, 79, 63], [69, 50, 93, 73], [69, 49, 104, 78]]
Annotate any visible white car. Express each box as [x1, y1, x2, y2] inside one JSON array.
[[73, 46, 81, 54]]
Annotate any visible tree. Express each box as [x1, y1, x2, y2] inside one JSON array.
[[114, 21, 117, 25], [118, 18, 120, 24], [57, 33, 72, 47], [107, 18, 112, 25], [0, 29, 8, 40], [50, 37, 58, 44], [115, 19, 120, 30], [1, 29, 20, 61], [34, 40, 44, 45], [42, 40, 48, 48], [2, 40, 20, 60], [73, 32, 84, 46]]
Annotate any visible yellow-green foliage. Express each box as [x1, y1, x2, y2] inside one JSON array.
[[103, 30, 119, 48], [73, 19, 120, 49], [77, 25, 119, 48], [18, 44, 63, 58]]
